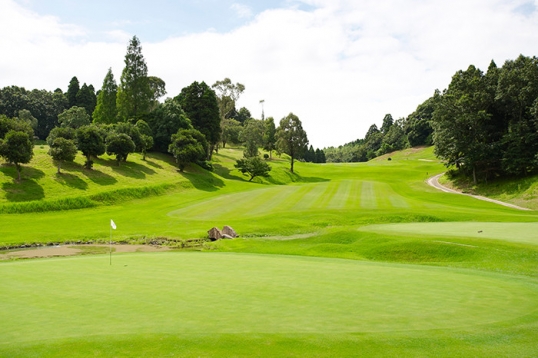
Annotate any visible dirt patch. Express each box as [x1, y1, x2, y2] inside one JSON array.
[[0, 244, 170, 260]]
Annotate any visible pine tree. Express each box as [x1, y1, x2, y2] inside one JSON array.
[[117, 36, 152, 121], [93, 68, 118, 124], [67, 76, 80, 108]]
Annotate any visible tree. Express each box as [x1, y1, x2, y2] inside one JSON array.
[[380, 114, 394, 135], [46, 126, 76, 146], [93, 68, 118, 124], [116, 35, 152, 121], [114, 122, 142, 161], [28, 89, 68, 139], [432, 65, 502, 183], [234, 156, 271, 181], [0, 130, 33, 181], [76, 83, 97, 117], [221, 118, 242, 148], [147, 97, 193, 152], [315, 148, 326, 163], [67, 76, 80, 108], [76, 125, 106, 169], [0, 115, 34, 142], [212, 78, 245, 124], [240, 119, 264, 158], [233, 107, 251, 125], [58, 106, 91, 129], [48, 137, 77, 174], [378, 118, 407, 155], [148, 76, 166, 111], [135, 120, 154, 160], [106, 133, 135, 166], [17, 109, 38, 131], [263, 117, 276, 158], [405, 96, 435, 147], [276, 113, 309, 173], [168, 128, 208, 172], [176, 81, 220, 159], [364, 124, 382, 159]]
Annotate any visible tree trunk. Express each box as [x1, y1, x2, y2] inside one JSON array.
[[290, 156, 294, 173], [472, 166, 477, 185], [16, 163, 21, 181], [57, 162, 61, 174]]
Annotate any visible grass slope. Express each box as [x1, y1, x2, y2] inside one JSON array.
[[1, 145, 538, 356]]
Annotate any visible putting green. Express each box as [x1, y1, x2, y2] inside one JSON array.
[[359, 222, 538, 245], [1, 252, 537, 349]]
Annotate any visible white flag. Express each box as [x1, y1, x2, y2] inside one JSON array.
[[110, 219, 117, 230]]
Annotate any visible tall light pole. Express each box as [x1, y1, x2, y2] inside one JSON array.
[[259, 99, 265, 120]]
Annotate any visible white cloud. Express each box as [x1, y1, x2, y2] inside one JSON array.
[[2, 0, 538, 147], [231, 3, 253, 19]]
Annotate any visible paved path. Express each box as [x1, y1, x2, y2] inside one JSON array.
[[427, 173, 531, 211]]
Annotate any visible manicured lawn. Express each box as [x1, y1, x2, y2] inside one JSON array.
[[1, 252, 538, 357]]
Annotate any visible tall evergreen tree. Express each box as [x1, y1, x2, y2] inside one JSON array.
[[67, 76, 80, 108], [93, 68, 118, 124], [76, 83, 96, 117], [116, 36, 152, 121]]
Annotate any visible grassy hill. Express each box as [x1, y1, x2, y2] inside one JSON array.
[[1, 145, 538, 357]]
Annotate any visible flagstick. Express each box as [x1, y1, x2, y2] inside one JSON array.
[[109, 223, 112, 266]]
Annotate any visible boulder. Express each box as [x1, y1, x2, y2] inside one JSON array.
[[207, 227, 222, 240], [222, 225, 238, 238]]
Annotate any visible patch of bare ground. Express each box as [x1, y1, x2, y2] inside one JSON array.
[[0, 244, 170, 260]]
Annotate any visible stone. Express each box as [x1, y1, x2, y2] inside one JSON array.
[[207, 227, 222, 240], [222, 225, 238, 238]]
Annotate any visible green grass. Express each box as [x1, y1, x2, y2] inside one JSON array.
[[1, 145, 538, 356], [1, 252, 538, 357]]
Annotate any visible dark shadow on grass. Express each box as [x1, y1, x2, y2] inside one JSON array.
[[0, 164, 46, 202], [54, 172, 89, 190], [80, 168, 117, 185], [109, 160, 157, 179], [265, 169, 330, 185], [212, 163, 244, 182], [2, 178, 45, 202], [143, 159, 163, 169], [181, 170, 225, 192]]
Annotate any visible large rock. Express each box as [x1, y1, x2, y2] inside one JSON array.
[[222, 226, 238, 238], [207, 227, 222, 240]]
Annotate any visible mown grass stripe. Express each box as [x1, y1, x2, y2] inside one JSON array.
[[250, 186, 303, 215], [328, 180, 352, 209], [344, 180, 362, 209], [291, 182, 331, 211], [313, 181, 340, 209], [360, 181, 378, 209]]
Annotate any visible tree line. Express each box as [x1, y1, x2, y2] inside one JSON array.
[[0, 35, 326, 181], [325, 54, 538, 184]]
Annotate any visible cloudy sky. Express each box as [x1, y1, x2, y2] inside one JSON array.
[[1, 0, 537, 148]]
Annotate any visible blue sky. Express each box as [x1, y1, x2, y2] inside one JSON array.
[[2, 0, 538, 147], [16, 0, 311, 42]]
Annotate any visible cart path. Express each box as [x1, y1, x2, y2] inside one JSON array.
[[427, 173, 531, 211]]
